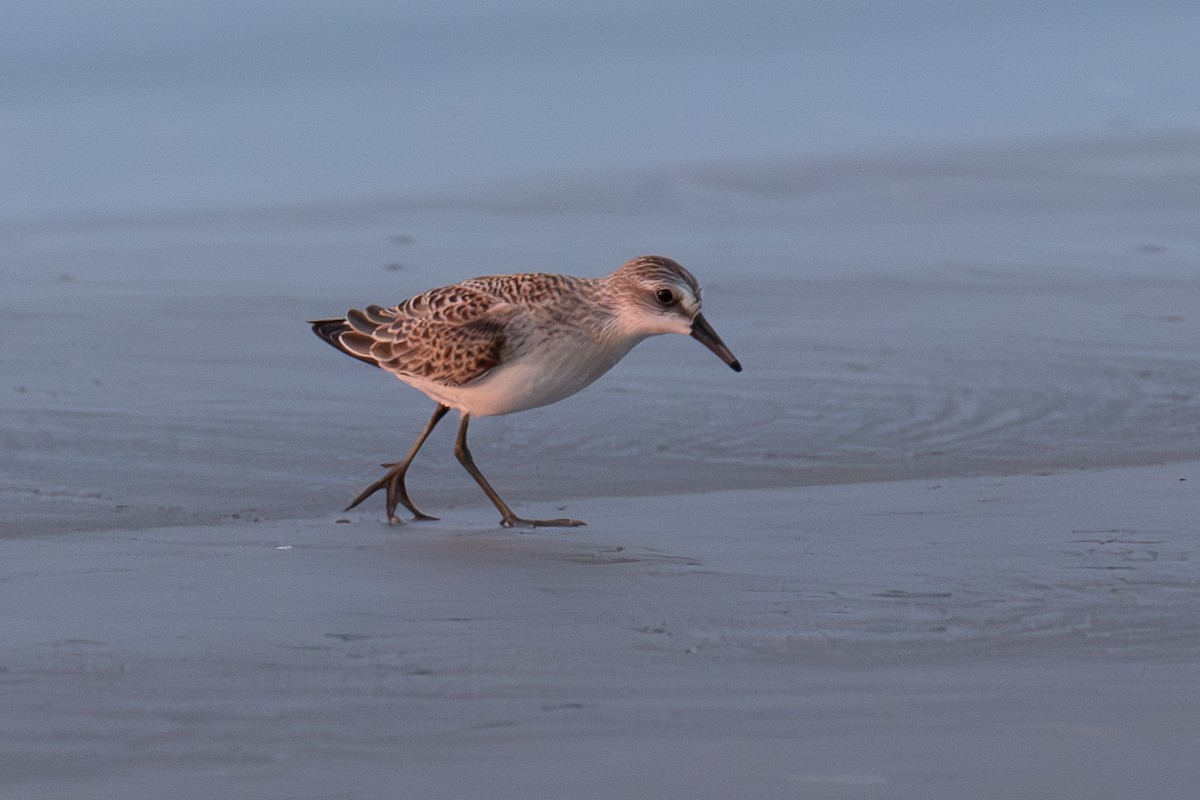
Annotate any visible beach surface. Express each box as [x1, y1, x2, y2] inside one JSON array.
[[3, 465, 1199, 799], [4, 3, 1200, 797]]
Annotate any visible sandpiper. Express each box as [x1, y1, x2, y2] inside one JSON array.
[[311, 254, 741, 527]]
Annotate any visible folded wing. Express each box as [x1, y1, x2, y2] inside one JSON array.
[[310, 284, 520, 386]]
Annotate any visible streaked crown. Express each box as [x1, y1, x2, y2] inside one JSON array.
[[606, 255, 705, 335]]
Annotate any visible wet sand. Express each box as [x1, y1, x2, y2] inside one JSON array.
[[2, 465, 1198, 799], [3, 132, 1200, 797]]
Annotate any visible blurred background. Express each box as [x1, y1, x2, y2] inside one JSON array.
[[5, 0, 1199, 282], [3, 1, 1200, 530], [4, 0, 1199, 221]]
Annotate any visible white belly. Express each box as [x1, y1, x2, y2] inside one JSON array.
[[398, 333, 643, 417]]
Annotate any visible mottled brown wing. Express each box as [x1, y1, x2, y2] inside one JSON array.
[[332, 285, 521, 386], [459, 273, 582, 303]]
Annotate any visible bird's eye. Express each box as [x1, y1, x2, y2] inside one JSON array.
[[655, 288, 676, 305]]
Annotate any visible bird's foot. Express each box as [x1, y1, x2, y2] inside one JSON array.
[[345, 465, 438, 523]]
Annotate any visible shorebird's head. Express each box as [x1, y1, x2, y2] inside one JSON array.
[[609, 255, 742, 372]]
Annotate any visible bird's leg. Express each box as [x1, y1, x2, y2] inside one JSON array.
[[453, 413, 585, 529], [344, 404, 451, 523]]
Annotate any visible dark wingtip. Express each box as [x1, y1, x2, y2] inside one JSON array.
[[729, 359, 743, 372], [310, 318, 346, 342], [309, 317, 380, 367]]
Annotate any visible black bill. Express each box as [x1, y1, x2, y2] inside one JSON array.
[[690, 312, 742, 372]]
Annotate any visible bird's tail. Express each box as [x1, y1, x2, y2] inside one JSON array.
[[309, 318, 379, 367]]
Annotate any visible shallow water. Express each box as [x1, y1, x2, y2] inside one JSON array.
[[6, 2, 1198, 221], [5, 3, 1199, 533], [4, 133, 1200, 533]]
